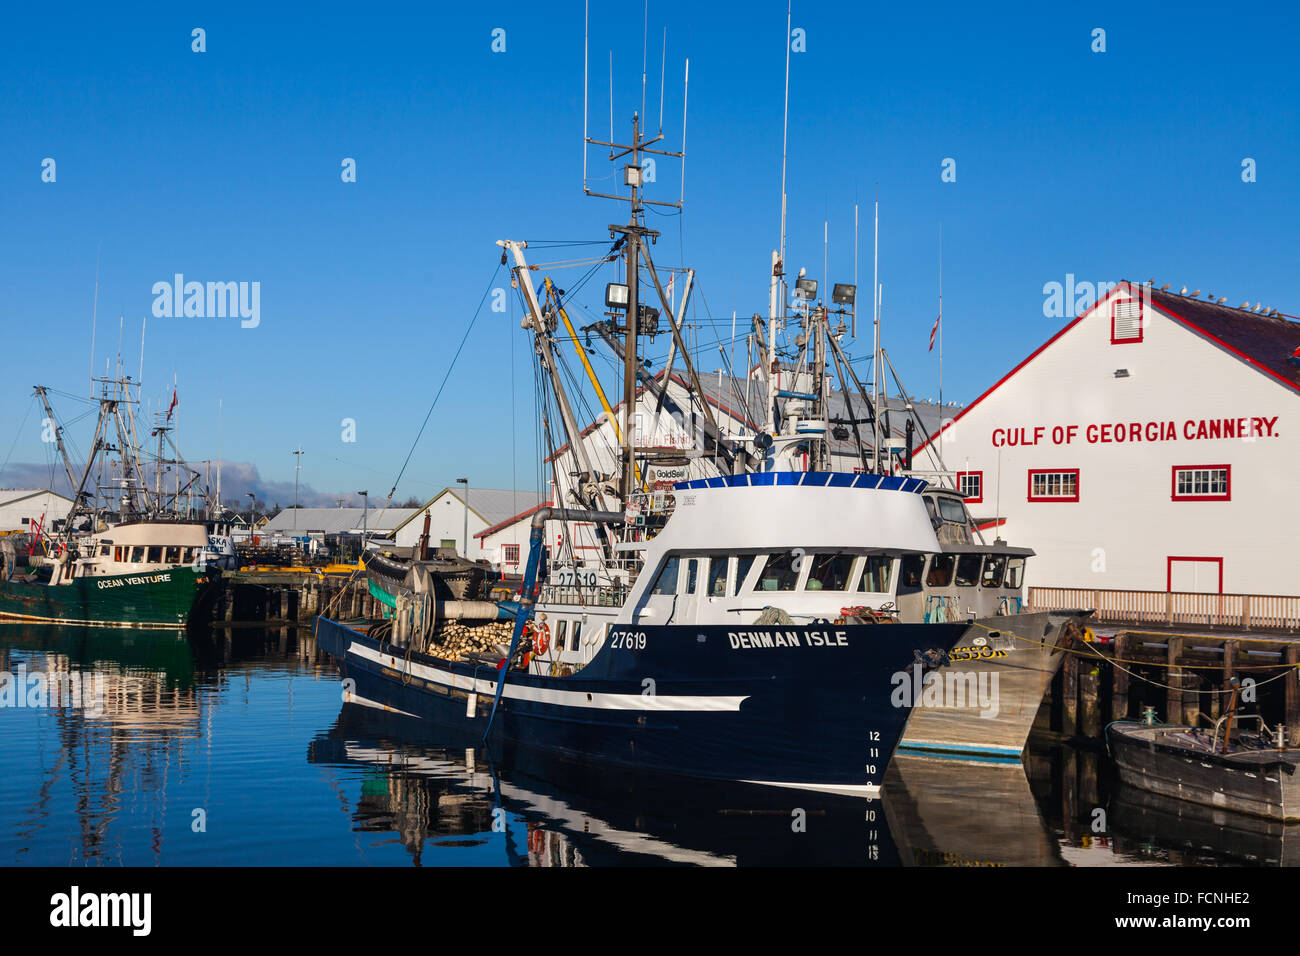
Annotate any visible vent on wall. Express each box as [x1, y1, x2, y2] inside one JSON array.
[[1112, 298, 1143, 343]]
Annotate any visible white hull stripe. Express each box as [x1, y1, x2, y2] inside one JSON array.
[[345, 690, 420, 718], [0, 611, 183, 630], [348, 642, 749, 712], [739, 779, 881, 798]]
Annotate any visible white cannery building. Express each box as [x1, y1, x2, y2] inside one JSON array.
[[916, 281, 1300, 598]]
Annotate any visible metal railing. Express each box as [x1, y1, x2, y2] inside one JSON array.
[[1028, 586, 1300, 632]]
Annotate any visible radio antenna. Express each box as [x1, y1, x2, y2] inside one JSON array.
[[680, 57, 689, 207], [583, 0, 588, 190], [89, 246, 100, 400], [641, 0, 648, 121], [658, 27, 666, 135]]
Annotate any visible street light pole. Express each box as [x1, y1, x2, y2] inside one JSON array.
[[246, 492, 255, 546], [358, 490, 368, 562], [292, 445, 304, 533], [456, 477, 469, 558]]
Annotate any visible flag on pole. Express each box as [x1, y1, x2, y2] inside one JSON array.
[[928, 314, 941, 352], [166, 387, 178, 422], [666, 272, 675, 314]]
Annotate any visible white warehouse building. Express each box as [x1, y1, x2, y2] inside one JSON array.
[[917, 281, 1299, 597], [0, 489, 74, 533]]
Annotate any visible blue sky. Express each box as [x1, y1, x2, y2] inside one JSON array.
[[2, 1, 1296, 507]]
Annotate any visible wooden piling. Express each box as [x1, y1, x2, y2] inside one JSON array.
[[1111, 633, 1130, 721], [1079, 668, 1101, 738], [1165, 636, 1184, 724], [1062, 648, 1078, 737], [1287, 645, 1300, 745]]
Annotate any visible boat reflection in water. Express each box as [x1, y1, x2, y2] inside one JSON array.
[[1109, 780, 1300, 866], [881, 755, 1064, 867], [308, 703, 910, 866]]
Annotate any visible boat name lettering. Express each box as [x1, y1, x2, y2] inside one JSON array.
[[948, 645, 1008, 661], [96, 573, 173, 590], [727, 630, 848, 649]]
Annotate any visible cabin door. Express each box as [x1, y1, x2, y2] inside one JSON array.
[[673, 557, 709, 624]]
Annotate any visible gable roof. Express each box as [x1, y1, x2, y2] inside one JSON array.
[[389, 488, 548, 536], [1146, 288, 1300, 393], [474, 499, 554, 540], [0, 489, 74, 508], [260, 506, 420, 535], [915, 280, 1300, 456]]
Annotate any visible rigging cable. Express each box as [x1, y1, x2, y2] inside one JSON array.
[[378, 263, 502, 520]]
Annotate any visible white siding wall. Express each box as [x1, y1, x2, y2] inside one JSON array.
[[927, 285, 1300, 595], [0, 493, 73, 532], [393, 494, 489, 560]]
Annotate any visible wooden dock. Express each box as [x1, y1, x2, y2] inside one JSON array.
[[208, 569, 382, 627], [1036, 626, 1300, 745]]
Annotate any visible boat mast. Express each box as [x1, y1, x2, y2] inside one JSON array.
[[32, 387, 78, 493]]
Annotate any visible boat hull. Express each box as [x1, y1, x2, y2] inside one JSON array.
[[0, 566, 216, 628], [315, 615, 971, 795], [896, 611, 1081, 763], [1109, 722, 1300, 822]]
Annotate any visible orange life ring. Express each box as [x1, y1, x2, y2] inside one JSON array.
[[534, 621, 550, 656]]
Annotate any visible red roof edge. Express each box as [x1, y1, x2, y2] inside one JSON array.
[[912, 281, 1136, 458], [474, 500, 553, 540]]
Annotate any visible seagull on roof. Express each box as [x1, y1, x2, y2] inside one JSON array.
[[1160, 283, 1170, 291], [1240, 301, 1250, 309], [1254, 303, 1263, 312], [1217, 297, 1227, 304], [1147, 277, 1156, 285], [1191, 289, 1201, 297], [1180, 286, 1188, 295]]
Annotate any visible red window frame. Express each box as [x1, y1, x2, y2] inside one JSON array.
[[1170, 464, 1231, 502], [956, 470, 984, 504], [1111, 295, 1143, 345], [1166, 556, 1224, 593], [502, 543, 521, 565], [1027, 468, 1080, 502]]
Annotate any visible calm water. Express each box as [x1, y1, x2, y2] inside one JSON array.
[[0, 623, 1288, 866]]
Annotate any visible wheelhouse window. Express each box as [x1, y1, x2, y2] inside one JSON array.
[[980, 555, 1008, 588], [898, 555, 925, 593], [1028, 470, 1079, 502], [114, 546, 123, 562], [956, 471, 983, 503], [707, 558, 728, 597], [754, 552, 800, 591], [954, 554, 982, 587], [130, 546, 145, 563], [164, 546, 181, 564], [650, 556, 680, 594], [555, 619, 568, 651], [805, 552, 853, 591], [858, 555, 894, 593], [684, 558, 701, 595], [732, 554, 756, 595], [937, 496, 969, 523], [1003, 557, 1026, 590], [926, 554, 955, 587], [1171, 465, 1230, 501]]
